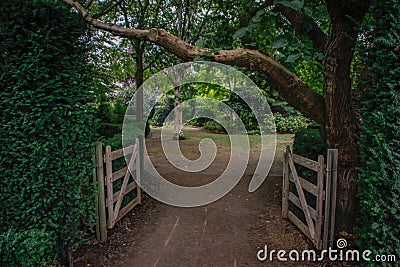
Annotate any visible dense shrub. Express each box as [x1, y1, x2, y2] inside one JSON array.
[[0, 229, 56, 267], [355, 0, 400, 264], [0, 0, 97, 264], [264, 113, 310, 134], [203, 120, 226, 133], [292, 124, 327, 161]]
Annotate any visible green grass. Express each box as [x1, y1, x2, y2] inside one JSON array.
[[182, 128, 293, 146]]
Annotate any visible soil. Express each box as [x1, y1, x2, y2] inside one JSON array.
[[73, 127, 314, 267]]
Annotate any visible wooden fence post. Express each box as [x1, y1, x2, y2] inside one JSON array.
[[282, 146, 290, 218], [323, 149, 338, 249], [105, 145, 113, 229], [92, 153, 100, 242], [96, 142, 107, 242], [328, 149, 338, 248], [316, 155, 324, 249]]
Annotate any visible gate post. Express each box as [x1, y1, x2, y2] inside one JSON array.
[[95, 142, 107, 242], [323, 149, 338, 249], [282, 146, 290, 218]]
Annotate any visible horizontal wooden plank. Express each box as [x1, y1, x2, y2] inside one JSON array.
[[110, 144, 136, 161], [288, 192, 317, 220], [115, 197, 140, 224], [288, 211, 312, 241], [291, 154, 319, 172], [289, 175, 318, 196], [113, 182, 137, 204], [112, 167, 128, 182]]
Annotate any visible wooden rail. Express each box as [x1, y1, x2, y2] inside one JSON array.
[[282, 146, 337, 250]]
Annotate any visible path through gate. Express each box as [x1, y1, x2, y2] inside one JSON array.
[[282, 146, 338, 250]]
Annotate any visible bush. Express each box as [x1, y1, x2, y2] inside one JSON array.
[[203, 120, 226, 133], [292, 124, 327, 161], [0, 229, 56, 267], [264, 113, 309, 134], [355, 0, 400, 264], [0, 0, 97, 264]]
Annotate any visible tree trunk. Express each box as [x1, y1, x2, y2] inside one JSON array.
[[135, 39, 144, 126], [324, 0, 370, 232]]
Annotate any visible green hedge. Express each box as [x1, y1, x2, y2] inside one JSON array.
[[0, 229, 56, 267], [0, 0, 97, 264], [355, 0, 400, 265]]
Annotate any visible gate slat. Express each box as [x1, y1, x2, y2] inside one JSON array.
[[288, 154, 316, 241], [112, 143, 138, 225], [288, 175, 318, 196], [112, 167, 128, 182], [115, 197, 141, 224], [113, 182, 137, 204], [288, 211, 312, 241], [291, 154, 319, 172], [110, 144, 136, 160], [288, 192, 317, 220]]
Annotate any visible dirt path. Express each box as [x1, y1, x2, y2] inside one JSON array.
[[75, 128, 311, 266]]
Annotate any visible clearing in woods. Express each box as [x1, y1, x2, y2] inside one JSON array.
[[75, 127, 312, 267]]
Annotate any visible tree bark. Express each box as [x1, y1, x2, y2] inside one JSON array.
[[324, 0, 370, 231]]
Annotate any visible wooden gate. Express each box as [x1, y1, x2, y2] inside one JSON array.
[[282, 146, 338, 250], [104, 138, 142, 229]]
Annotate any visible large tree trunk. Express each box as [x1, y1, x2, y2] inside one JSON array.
[[324, 0, 370, 231]]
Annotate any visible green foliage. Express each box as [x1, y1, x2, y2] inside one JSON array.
[[99, 99, 127, 124], [292, 124, 327, 161], [0, 229, 56, 267], [355, 0, 400, 264], [265, 113, 310, 134], [0, 0, 97, 263], [203, 120, 226, 133]]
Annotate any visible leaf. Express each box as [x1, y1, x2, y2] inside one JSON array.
[[253, 10, 265, 23], [275, 0, 304, 11], [286, 53, 301, 62], [233, 27, 248, 39], [271, 38, 288, 49], [195, 38, 206, 48]]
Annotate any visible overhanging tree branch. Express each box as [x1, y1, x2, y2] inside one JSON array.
[[63, 0, 326, 124], [92, 0, 124, 19], [275, 5, 327, 53]]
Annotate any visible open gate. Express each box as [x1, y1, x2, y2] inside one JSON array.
[[93, 138, 142, 242], [282, 146, 338, 250]]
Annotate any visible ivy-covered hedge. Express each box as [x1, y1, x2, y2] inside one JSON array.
[[355, 0, 400, 264], [0, 0, 97, 264]]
